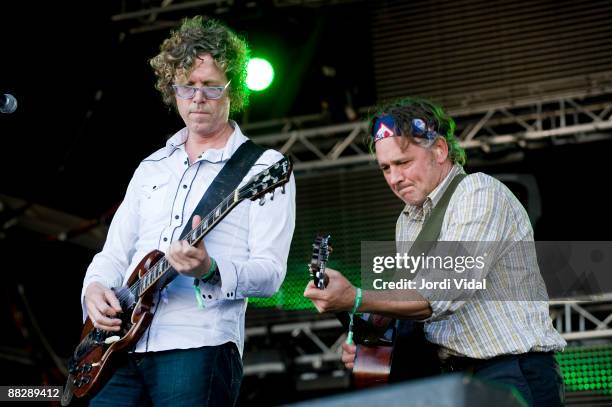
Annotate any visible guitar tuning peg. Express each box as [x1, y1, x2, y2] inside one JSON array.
[[281, 185, 286, 194], [258, 196, 266, 206], [269, 191, 274, 201]]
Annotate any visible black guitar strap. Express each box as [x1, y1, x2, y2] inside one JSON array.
[[178, 139, 266, 240]]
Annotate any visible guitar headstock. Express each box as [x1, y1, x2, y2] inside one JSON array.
[[309, 234, 332, 289], [239, 156, 292, 201]]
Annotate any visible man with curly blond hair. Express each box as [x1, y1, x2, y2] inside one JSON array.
[[81, 16, 295, 406]]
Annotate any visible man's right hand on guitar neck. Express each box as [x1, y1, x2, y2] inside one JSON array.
[[84, 282, 123, 331]]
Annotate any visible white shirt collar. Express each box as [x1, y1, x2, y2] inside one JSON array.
[[164, 120, 247, 163]]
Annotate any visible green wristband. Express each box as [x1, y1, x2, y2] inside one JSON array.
[[201, 257, 217, 282], [351, 287, 362, 314]]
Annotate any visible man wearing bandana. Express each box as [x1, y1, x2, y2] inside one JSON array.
[[304, 97, 566, 406]]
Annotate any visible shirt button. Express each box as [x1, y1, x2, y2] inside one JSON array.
[[183, 184, 187, 189], [175, 215, 179, 220], [184, 160, 188, 165], [163, 237, 168, 242]]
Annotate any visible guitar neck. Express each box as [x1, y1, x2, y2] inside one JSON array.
[[131, 155, 292, 296], [309, 234, 395, 345], [134, 189, 243, 295]]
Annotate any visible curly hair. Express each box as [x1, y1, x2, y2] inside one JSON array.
[[150, 16, 250, 114], [367, 97, 466, 166]]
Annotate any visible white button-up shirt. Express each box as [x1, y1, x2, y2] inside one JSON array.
[[81, 123, 296, 355]]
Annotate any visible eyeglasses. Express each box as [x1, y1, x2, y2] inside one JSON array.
[[172, 80, 231, 100]]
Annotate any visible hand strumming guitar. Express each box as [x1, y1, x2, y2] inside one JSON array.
[[166, 215, 213, 279], [84, 283, 122, 332], [303, 268, 358, 313]]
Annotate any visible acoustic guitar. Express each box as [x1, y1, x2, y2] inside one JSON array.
[[62, 157, 293, 405], [308, 234, 396, 388]]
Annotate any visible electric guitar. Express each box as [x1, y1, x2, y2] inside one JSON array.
[[309, 234, 396, 388], [62, 157, 292, 405]]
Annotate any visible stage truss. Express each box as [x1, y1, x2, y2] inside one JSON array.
[[245, 73, 612, 173]]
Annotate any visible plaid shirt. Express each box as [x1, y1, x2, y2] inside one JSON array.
[[396, 165, 566, 359]]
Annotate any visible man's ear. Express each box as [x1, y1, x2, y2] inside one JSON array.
[[434, 137, 449, 163]]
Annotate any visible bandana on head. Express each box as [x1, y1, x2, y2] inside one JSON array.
[[372, 115, 439, 144], [411, 118, 438, 141], [372, 115, 397, 143]]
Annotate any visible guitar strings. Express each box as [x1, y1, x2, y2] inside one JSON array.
[[111, 160, 284, 307], [85, 182, 259, 338]]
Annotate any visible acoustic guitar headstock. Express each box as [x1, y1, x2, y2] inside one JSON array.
[[309, 234, 332, 289]]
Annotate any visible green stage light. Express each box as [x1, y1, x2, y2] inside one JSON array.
[[246, 58, 274, 91]]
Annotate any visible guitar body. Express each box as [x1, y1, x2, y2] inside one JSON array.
[[353, 345, 394, 388], [68, 249, 163, 399], [351, 313, 395, 388]]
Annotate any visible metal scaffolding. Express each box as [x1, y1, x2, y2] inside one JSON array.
[[245, 72, 612, 173], [111, 0, 364, 34], [551, 295, 612, 342]]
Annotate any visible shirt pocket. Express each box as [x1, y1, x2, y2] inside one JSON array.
[[139, 174, 171, 217]]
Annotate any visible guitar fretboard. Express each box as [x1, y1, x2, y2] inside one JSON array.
[[126, 155, 291, 298], [135, 190, 240, 296]]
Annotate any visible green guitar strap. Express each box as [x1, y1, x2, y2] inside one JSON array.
[[408, 172, 467, 257]]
